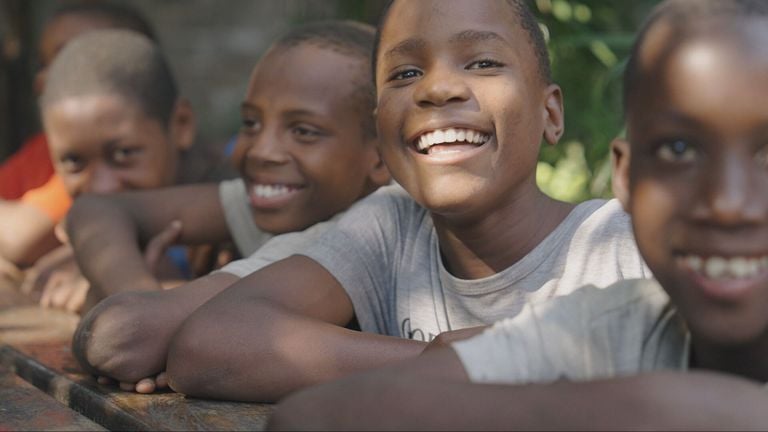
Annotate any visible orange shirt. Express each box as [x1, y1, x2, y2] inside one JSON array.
[[20, 174, 72, 223], [0, 133, 55, 199]]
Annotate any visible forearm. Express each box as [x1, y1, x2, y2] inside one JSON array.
[[0, 200, 59, 266], [73, 272, 239, 381], [67, 197, 159, 297], [167, 300, 427, 402], [272, 355, 768, 430]]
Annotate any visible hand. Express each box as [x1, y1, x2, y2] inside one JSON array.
[[0, 256, 22, 284], [422, 326, 489, 355], [39, 268, 90, 313], [97, 372, 170, 394], [144, 220, 183, 275]]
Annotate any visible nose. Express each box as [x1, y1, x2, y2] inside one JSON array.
[[413, 62, 471, 108], [81, 163, 123, 195], [241, 126, 290, 168], [692, 153, 767, 226]]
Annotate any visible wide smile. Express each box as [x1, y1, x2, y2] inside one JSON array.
[[676, 253, 768, 301], [413, 127, 491, 155], [247, 182, 306, 210]]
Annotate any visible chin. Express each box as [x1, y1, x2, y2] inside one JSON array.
[[687, 315, 768, 348]]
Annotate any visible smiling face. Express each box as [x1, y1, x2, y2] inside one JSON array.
[[231, 43, 385, 234], [374, 0, 563, 220], [622, 19, 768, 346], [43, 94, 183, 198]]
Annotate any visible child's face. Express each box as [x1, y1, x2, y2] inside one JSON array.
[[374, 0, 562, 218], [623, 22, 768, 346], [43, 94, 183, 198], [232, 43, 383, 234]]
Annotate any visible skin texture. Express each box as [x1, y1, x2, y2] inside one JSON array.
[[166, 0, 571, 402], [266, 13, 768, 431], [71, 41, 390, 393]]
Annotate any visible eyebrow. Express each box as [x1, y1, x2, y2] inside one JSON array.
[[449, 30, 510, 46], [383, 30, 511, 61], [384, 37, 427, 61]]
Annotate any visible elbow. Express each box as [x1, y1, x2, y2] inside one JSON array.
[[72, 292, 164, 382]]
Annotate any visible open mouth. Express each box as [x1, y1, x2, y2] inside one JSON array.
[[248, 182, 305, 209], [678, 254, 768, 280], [414, 127, 490, 155]]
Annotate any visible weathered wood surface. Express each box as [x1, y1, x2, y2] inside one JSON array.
[[0, 362, 105, 431], [0, 277, 274, 431]]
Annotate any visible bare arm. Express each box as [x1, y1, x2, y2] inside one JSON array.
[[0, 199, 60, 266], [270, 347, 768, 430], [72, 271, 239, 383], [166, 255, 427, 402], [65, 184, 230, 299]]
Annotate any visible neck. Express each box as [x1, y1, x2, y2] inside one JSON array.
[[691, 334, 768, 382], [432, 187, 574, 280]]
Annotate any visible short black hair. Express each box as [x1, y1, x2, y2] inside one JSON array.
[[372, 0, 552, 85], [623, 0, 768, 116], [274, 21, 378, 138], [40, 29, 177, 126], [51, 0, 156, 42]]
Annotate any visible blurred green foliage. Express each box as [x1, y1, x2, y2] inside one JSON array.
[[534, 0, 660, 202]]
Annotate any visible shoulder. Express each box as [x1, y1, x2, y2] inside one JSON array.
[[337, 183, 427, 229]]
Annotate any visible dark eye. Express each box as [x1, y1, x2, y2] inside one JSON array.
[[656, 139, 697, 162], [59, 154, 84, 173], [291, 124, 324, 143], [112, 147, 141, 164], [390, 68, 422, 81], [241, 117, 261, 134], [467, 58, 504, 70]]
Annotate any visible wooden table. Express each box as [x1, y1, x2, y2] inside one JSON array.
[[0, 278, 273, 431]]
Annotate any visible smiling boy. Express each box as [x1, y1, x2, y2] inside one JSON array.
[[163, 0, 648, 403], [70, 21, 390, 393], [269, 0, 768, 429]]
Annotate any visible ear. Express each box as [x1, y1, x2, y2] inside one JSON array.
[[610, 137, 631, 211], [168, 98, 196, 152], [364, 135, 391, 188], [542, 84, 564, 146]]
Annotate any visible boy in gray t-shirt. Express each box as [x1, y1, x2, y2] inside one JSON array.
[[163, 0, 648, 403], [269, 1, 768, 429]]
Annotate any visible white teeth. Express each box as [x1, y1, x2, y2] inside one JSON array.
[[253, 184, 292, 199], [415, 128, 490, 153], [681, 254, 768, 279]]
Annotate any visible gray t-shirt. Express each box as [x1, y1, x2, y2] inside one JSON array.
[[453, 279, 689, 384], [219, 178, 272, 257], [302, 184, 651, 341]]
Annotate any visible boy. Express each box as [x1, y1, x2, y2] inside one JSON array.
[[161, 0, 648, 403], [0, 1, 156, 272], [21, 29, 196, 312], [269, 0, 768, 429], [70, 21, 390, 393]]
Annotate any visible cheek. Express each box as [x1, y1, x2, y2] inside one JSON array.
[[629, 178, 679, 264]]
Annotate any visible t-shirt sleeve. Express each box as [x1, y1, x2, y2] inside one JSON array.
[[299, 185, 409, 334], [217, 216, 340, 278], [452, 279, 669, 384], [20, 174, 72, 223], [218, 178, 271, 257]]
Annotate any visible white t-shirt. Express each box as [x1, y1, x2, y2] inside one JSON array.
[[453, 278, 689, 384], [302, 184, 651, 341], [218, 178, 272, 257]]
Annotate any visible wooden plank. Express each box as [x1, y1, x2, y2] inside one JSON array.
[[0, 363, 105, 431], [0, 343, 274, 431]]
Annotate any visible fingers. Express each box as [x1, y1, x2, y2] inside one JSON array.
[[155, 372, 169, 389], [54, 221, 69, 245], [144, 220, 183, 274], [134, 377, 157, 394], [64, 278, 90, 314]]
